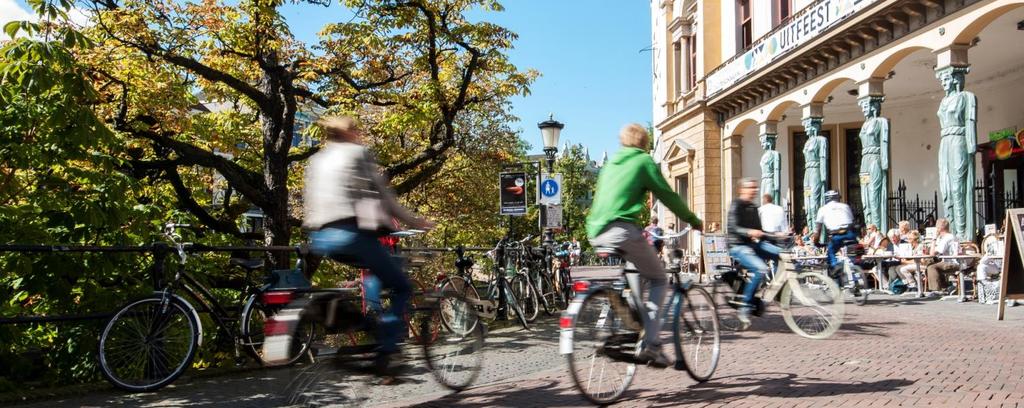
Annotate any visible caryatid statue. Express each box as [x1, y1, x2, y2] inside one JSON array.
[[802, 117, 828, 230], [759, 133, 781, 205], [936, 67, 977, 241], [858, 96, 890, 233]]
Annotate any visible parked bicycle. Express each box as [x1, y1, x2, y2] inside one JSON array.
[[436, 235, 533, 332], [822, 240, 870, 305], [97, 223, 312, 392], [560, 246, 721, 405]]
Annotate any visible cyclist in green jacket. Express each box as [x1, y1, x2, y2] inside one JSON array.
[[586, 123, 703, 367]]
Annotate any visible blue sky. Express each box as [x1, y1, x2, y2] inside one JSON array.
[[6, 0, 653, 158]]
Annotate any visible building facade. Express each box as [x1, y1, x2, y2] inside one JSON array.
[[654, 0, 1024, 242]]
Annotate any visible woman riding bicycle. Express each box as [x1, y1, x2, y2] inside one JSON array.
[[303, 116, 434, 376], [585, 123, 702, 368]]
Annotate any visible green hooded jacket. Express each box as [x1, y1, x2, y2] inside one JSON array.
[[586, 147, 701, 238]]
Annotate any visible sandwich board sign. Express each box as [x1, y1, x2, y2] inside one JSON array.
[[997, 208, 1024, 320]]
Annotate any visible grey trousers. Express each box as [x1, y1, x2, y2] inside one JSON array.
[[590, 221, 667, 347]]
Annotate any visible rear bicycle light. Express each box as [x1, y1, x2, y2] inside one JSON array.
[[559, 316, 574, 329], [262, 291, 294, 305], [572, 280, 590, 293], [263, 318, 292, 336]]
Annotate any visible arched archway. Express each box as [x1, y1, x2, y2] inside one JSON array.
[[869, 46, 934, 79], [766, 100, 799, 122], [730, 118, 758, 137], [810, 76, 856, 103], [953, 2, 1024, 45]]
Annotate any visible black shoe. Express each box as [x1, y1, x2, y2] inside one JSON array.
[[636, 346, 671, 369], [373, 351, 406, 378]]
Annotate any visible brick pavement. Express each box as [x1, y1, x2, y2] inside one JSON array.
[[400, 295, 1024, 407], [8, 279, 1024, 407]]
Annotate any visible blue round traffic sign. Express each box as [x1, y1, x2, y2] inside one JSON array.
[[541, 179, 559, 197]]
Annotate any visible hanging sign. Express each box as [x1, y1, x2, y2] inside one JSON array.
[[998, 209, 1024, 320], [499, 172, 528, 216], [706, 0, 881, 97], [539, 173, 562, 205], [542, 204, 563, 228]]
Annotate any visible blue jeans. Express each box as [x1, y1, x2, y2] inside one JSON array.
[[826, 230, 859, 270], [728, 241, 782, 306], [311, 225, 410, 353]]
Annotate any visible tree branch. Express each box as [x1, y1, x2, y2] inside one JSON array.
[[392, 157, 446, 195], [287, 146, 321, 163]]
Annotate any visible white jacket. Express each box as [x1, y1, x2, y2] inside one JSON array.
[[302, 142, 418, 230]]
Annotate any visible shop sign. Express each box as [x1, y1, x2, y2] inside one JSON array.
[[989, 128, 1015, 142], [707, 0, 881, 97]]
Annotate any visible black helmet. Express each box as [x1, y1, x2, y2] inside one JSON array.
[[825, 190, 841, 202]]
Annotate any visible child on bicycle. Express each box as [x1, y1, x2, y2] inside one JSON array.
[[586, 123, 702, 368]]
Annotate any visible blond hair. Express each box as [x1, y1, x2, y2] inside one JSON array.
[[319, 115, 361, 142], [619, 123, 650, 149]]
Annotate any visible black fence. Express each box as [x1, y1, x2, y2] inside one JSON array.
[[976, 179, 1021, 232]]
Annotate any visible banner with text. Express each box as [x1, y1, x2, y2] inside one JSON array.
[[706, 0, 880, 97]]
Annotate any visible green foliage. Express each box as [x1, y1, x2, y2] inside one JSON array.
[[0, 0, 537, 390], [554, 144, 597, 247]]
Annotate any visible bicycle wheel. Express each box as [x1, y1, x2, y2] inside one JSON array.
[[560, 269, 576, 305], [539, 272, 563, 312], [672, 285, 720, 382], [99, 295, 199, 392], [422, 290, 485, 391], [707, 282, 744, 331], [408, 280, 442, 344], [241, 294, 313, 366], [511, 273, 539, 323], [564, 288, 638, 405], [439, 277, 482, 332], [780, 271, 844, 339]]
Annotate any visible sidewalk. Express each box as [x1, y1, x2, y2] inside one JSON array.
[[400, 295, 1024, 407]]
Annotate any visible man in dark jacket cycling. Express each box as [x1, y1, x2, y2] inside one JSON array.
[[727, 178, 782, 327]]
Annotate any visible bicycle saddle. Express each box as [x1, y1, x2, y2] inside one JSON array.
[[229, 258, 264, 271], [714, 264, 734, 271]]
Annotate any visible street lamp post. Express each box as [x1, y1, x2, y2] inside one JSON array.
[[537, 114, 564, 246]]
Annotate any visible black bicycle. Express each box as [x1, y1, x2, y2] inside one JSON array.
[[97, 223, 313, 392], [439, 236, 532, 330], [262, 233, 485, 399]]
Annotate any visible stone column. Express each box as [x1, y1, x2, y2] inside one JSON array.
[[856, 78, 890, 232], [801, 103, 827, 230], [934, 45, 977, 241], [758, 120, 781, 205], [722, 132, 743, 222]]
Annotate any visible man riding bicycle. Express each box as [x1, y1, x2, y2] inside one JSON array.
[[586, 123, 703, 368], [810, 190, 858, 278], [726, 178, 782, 327], [303, 116, 434, 377]]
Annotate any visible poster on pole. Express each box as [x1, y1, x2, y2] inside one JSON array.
[[499, 172, 528, 216], [539, 173, 562, 205], [997, 208, 1024, 320], [543, 204, 563, 228]]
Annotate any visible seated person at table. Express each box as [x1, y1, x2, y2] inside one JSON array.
[[897, 221, 912, 243], [895, 231, 925, 288], [860, 224, 884, 251], [925, 218, 959, 295]]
